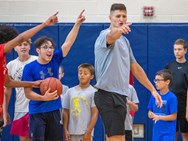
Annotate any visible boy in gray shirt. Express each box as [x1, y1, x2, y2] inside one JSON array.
[[125, 84, 139, 141], [63, 64, 98, 141]]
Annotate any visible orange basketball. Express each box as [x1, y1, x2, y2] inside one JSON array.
[[40, 77, 63, 96]]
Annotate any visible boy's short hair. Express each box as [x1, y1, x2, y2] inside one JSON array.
[[34, 36, 55, 48], [0, 25, 18, 44], [174, 39, 187, 49], [78, 63, 95, 75], [110, 3, 126, 13], [156, 69, 173, 83]]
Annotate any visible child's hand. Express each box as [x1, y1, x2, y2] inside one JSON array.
[[83, 131, 91, 141], [152, 114, 160, 123], [148, 111, 154, 118], [42, 88, 58, 101], [43, 12, 59, 26], [76, 10, 86, 24], [148, 111, 159, 123], [3, 112, 11, 127], [32, 80, 42, 88], [64, 130, 70, 141], [127, 98, 131, 106]]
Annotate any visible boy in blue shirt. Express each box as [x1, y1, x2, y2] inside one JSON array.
[[148, 69, 178, 141], [22, 10, 85, 141]]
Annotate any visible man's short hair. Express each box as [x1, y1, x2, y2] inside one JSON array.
[[110, 3, 127, 13]]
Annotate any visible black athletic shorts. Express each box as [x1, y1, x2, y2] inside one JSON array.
[[94, 89, 127, 137], [29, 109, 63, 141], [176, 117, 188, 133], [125, 130, 133, 141]]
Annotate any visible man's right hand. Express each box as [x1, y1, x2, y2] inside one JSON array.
[[119, 22, 132, 34], [152, 91, 162, 107]]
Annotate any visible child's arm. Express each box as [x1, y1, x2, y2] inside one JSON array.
[[127, 99, 138, 112], [83, 106, 98, 141], [4, 12, 58, 54], [152, 113, 177, 122], [3, 86, 12, 126], [61, 10, 85, 57], [24, 87, 58, 101], [5, 75, 40, 88], [63, 109, 70, 141], [149, 111, 177, 123]]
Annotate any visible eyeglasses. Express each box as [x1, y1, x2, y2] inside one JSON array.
[[40, 45, 54, 50], [153, 79, 165, 83]]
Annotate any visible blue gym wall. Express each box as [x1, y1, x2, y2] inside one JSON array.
[[2, 23, 188, 141]]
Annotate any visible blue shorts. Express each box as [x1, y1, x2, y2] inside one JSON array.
[[94, 89, 127, 137], [29, 109, 63, 141]]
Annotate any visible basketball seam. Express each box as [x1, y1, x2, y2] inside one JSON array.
[[48, 78, 51, 92], [55, 78, 58, 94]]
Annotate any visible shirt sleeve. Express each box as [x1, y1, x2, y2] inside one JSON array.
[[53, 49, 64, 65], [22, 63, 34, 81], [62, 85, 69, 95], [95, 29, 113, 49], [169, 94, 178, 114], [131, 86, 139, 104], [63, 90, 70, 109], [91, 89, 96, 107]]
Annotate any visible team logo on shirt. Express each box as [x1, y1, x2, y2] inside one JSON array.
[[40, 71, 45, 79], [47, 68, 53, 76], [39, 67, 53, 79], [71, 95, 88, 116]]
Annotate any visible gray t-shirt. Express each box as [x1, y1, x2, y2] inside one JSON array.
[[60, 84, 69, 124], [125, 84, 139, 130], [63, 85, 96, 135], [62, 84, 69, 95], [94, 28, 136, 96]]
